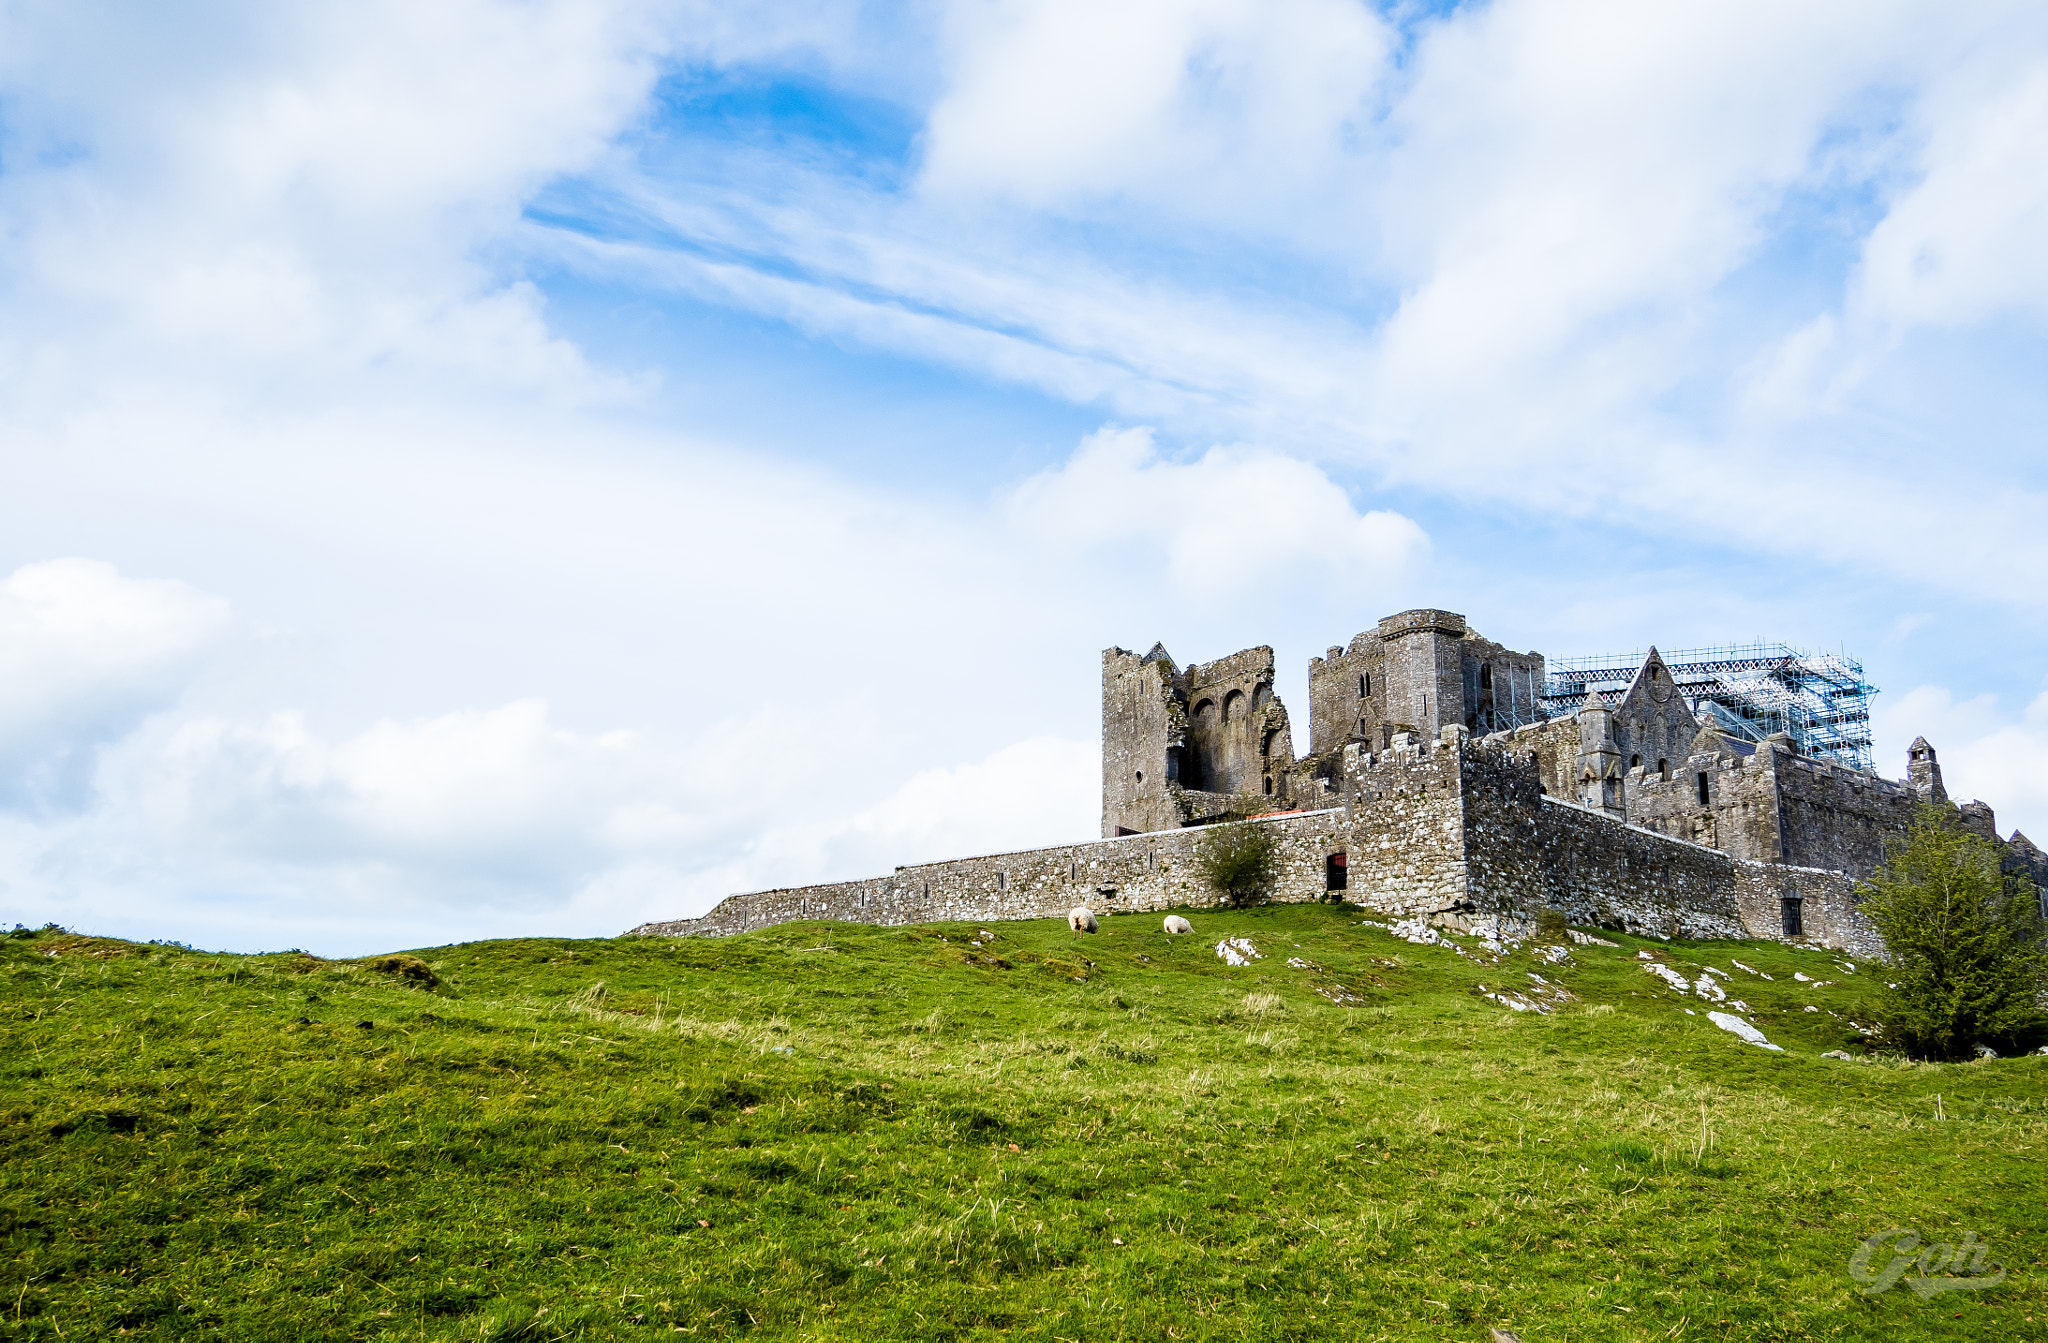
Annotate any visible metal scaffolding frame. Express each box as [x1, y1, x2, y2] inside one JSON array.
[[1540, 641, 1877, 772]]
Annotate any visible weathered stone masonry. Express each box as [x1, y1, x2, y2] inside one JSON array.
[[633, 608, 2036, 962]]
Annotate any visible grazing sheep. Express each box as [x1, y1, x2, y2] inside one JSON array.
[[1163, 915, 1194, 936], [1068, 906, 1099, 935]]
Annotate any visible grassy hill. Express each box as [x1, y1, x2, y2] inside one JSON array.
[[3, 905, 2043, 1341]]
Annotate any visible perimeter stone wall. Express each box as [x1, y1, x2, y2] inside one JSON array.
[[630, 808, 1355, 939], [634, 731, 1885, 960]]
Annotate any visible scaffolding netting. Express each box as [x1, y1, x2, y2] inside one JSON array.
[[1538, 641, 1877, 772]]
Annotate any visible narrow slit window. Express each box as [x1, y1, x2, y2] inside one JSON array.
[[1697, 772, 1710, 805]]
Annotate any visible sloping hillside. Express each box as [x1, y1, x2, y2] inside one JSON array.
[[2, 908, 2042, 1340]]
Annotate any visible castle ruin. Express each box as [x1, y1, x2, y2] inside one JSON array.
[[633, 609, 2047, 958]]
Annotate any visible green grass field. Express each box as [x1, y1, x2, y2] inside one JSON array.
[[3, 906, 2043, 1341]]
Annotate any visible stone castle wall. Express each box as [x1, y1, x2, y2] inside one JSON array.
[[630, 808, 1356, 939], [1100, 648, 1187, 837], [636, 731, 1882, 961], [1337, 738, 1469, 917], [1453, 737, 1882, 956], [631, 607, 1989, 964], [1627, 740, 1916, 879]]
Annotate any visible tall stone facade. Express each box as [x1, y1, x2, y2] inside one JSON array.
[[632, 607, 2043, 960], [1101, 643, 1299, 836]]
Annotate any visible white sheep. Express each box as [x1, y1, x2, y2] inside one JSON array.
[[1068, 906, 1099, 935], [1163, 915, 1194, 935]]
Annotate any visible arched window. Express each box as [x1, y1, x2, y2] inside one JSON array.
[[1262, 775, 1273, 796], [1658, 758, 1668, 780], [1359, 674, 1369, 698], [1630, 754, 1642, 770]]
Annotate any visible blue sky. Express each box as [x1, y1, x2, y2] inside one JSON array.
[[2, 0, 2046, 954]]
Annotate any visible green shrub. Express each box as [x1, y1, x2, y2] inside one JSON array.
[[1533, 907, 1570, 941], [1859, 805, 2048, 1060], [1196, 819, 1278, 909]]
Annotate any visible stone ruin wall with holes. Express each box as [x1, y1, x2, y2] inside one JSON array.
[[632, 607, 2042, 964]]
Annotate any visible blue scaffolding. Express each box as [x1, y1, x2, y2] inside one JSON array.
[[1540, 641, 1877, 772]]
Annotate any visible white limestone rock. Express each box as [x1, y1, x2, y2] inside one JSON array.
[[1388, 918, 1442, 947], [1215, 937, 1262, 967], [1706, 1011, 1783, 1052], [1644, 962, 1691, 994]]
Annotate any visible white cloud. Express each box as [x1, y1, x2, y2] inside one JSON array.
[[118, 702, 663, 881], [1852, 55, 2048, 331], [1004, 426, 1428, 597], [555, 0, 2048, 613], [0, 560, 230, 809], [922, 0, 1391, 226], [732, 736, 1099, 896], [0, 0, 684, 410]]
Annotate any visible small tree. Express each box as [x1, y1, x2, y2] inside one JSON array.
[[1859, 805, 2048, 1060], [1197, 819, 1279, 909]]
